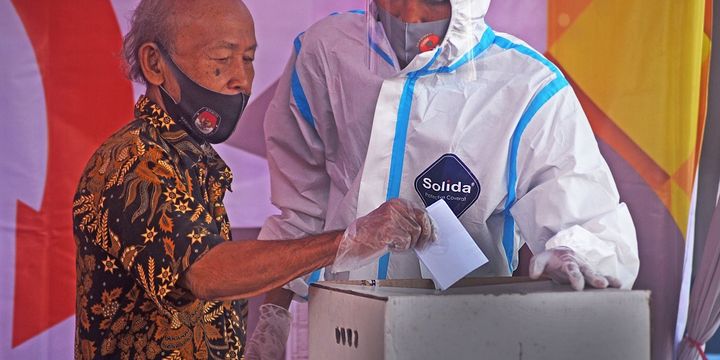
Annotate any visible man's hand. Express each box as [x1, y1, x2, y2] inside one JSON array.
[[529, 246, 622, 291], [245, 304, 293, 360], [332, 198, 436, 273]]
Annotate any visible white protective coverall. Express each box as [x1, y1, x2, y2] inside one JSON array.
[[259, 0, 640, 295]]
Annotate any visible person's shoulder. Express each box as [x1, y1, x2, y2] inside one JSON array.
[[76, 120, 172, 192], [297, 11, 366, 51], [307, 10, 366, 32], [486, 31, 560, 80], [97, 119, 169, 160]]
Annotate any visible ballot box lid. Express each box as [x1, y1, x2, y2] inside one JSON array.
[[309, 276, 645, 301]]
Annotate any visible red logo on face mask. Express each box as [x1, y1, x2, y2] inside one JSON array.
[[194, 107, 220, 134], [418, 33, 441, 53]]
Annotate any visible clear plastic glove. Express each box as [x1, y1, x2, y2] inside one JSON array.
[[332, 198, 436, 273], [529, 246, 622, 291], [244, 304, 292, 360]]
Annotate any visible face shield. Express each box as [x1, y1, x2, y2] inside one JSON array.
[[365, 0, 454, 71], [366, 0, 482, 80]]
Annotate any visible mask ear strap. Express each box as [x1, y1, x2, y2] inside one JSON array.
[[156, 43, 181, 72], [155, 42, 171, 59], [156, 43, 190, 105], [156, 43, 222, 95], [159, 85, 180, 105], [155, 42, 190, 80]]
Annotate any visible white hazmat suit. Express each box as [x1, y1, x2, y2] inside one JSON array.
[[259, 0, 640, 296]]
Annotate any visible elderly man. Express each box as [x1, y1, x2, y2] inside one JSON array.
[[251, 0, 641, 357], [72, 0, 435, 359]]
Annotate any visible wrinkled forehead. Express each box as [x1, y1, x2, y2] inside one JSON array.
[[170, 0, 255, 53]]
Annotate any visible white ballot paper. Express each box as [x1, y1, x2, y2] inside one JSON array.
[[415, 199, 488, 290]]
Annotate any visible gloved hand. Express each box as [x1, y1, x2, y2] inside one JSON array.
[[332, 198, 436, 273], [529, 246, 622, 291], [244, 304, 292, 360]]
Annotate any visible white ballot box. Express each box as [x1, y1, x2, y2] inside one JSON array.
[[308, 278, 650, 360]]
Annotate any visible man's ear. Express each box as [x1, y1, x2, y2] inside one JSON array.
[[138, 42, 166, 86]]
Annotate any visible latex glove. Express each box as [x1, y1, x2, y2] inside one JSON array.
[[529, 246, 622, 291], [332, 198, 436, 273], [244, 304, 292, 360]]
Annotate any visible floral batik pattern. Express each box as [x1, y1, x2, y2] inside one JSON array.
[[73, 96, 245, 359]]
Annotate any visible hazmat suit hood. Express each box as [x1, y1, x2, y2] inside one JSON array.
[[383, 0, 491, 73], [447, 0, 491, 33]]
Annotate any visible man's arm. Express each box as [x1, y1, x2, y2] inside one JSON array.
[[512, 85, 639, 289], [180, 231, 341, 301], [183, 198, 436, 301]]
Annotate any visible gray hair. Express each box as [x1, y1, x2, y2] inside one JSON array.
[[121, 0, 177, 84]]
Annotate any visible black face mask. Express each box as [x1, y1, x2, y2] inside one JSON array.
[[158, 46, 249, 144]]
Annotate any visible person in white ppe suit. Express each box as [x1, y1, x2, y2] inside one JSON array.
[[245, 0, 640, 357]]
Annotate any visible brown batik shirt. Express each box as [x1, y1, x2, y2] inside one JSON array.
[[73, 96, 245, 359]]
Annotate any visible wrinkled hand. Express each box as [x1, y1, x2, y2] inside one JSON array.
[[244, 304, 292, 360], [332, 198, 436, 273], [529, 246, 622, 291]]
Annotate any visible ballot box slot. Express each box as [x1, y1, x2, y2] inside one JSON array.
[[317, 276, 541, 291], [312, 282, 389, 301]]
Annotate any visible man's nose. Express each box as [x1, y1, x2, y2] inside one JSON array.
[[227, 64, 252, 95], [399, 1, 424, 23]]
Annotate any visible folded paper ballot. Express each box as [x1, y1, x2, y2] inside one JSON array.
[[415, 199, 488, 290]]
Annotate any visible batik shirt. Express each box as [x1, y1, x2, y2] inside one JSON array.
[[73, 96, 245, 359]]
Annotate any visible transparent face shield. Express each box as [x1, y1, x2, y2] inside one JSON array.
[[366, 0, 479, 79]]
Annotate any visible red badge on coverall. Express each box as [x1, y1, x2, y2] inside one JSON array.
[[418, 33, 441, 53]]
